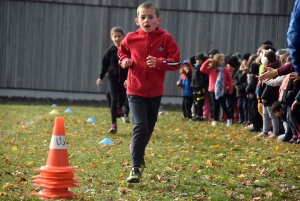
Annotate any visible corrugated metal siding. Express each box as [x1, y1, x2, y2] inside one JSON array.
[[0, 0, 295, 97], [22, 0, 294, 15]]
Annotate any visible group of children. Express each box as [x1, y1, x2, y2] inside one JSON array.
[[177, 41, 300, 144], [96, 1, 300, 184], [177, 50, 243, 127]]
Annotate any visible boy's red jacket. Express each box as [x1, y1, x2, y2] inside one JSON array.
[[118, 27, 181, 98]]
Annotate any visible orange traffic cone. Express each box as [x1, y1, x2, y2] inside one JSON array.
[[32, 117, 81, 199]]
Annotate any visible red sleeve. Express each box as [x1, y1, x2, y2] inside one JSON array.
[[156, 35, 181, 71], [118, 35, 131, 64], [200, 59, 212, 74]]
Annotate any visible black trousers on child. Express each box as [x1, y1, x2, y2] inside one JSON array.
[[182, 96, 193, 119], [193, 87, 206, 117], [128, 95, 161, 168], [108, 80, 127, 124], [226, 93, 236, 121], [210, 92, 231, 121]]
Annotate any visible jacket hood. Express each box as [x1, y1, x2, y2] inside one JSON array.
[[136, 27, 166, 36]]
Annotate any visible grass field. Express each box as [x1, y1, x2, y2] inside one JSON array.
[[1, 103, 300, 201]]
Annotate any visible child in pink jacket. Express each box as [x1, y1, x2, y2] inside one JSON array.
[[200, 53, 234, 126]]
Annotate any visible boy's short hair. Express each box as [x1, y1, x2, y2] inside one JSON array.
[[271, 101, 283, 113], [137, 2, 160, 17]]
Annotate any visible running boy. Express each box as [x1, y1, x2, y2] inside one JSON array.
[[118, 2, 181, 183]]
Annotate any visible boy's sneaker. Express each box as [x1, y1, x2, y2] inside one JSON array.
[[257, 132, 268, 137], [108, 123, 117, 134], [211, 121, 217, 126], [121, 114, 130, 123], [226, 119, 233, 127], [126, 168, 142, 183]]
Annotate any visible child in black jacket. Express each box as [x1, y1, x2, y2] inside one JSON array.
[[96, 27, 129, 134], [190, 53, 208, 121], [246, 62, 262, 132]]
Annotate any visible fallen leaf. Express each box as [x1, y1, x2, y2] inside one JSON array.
[[11, 146, 18, 151], [119, 172, 125, 179], [260, 168, 267, 174], [27, 161, 34, 166], [206, 160, 213, 166], [156, 189, 163, 193], [2, 183, 13, 189], [266, 191, 273, 198]]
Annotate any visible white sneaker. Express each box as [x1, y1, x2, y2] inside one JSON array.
[[245, 124, 253, 129], [211, 121, 217, 126], [227, 119, 232, 127], [158, 105, 164, 115], [122, 114, 130, 123]]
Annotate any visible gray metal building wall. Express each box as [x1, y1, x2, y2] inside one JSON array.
[[0, 0, 294, 97]]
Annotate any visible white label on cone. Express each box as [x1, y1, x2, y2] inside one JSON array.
[[49, 135, 67, 149]]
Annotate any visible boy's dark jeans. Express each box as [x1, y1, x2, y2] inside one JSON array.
[[128, 95, 162, 168]]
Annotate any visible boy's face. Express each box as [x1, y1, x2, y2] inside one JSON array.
[[135, 8, 161, 33]]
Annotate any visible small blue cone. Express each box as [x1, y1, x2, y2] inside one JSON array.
[[64, 108, 73, 113], [99, 138, 114, 145], [51, 104, 57, 107], [87, 117, 96, 123]]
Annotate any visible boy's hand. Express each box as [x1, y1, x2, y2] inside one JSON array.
[[262, 99, 267, 104], [121, 59, 133, 69], [146, 55, 157, 68], [96, 79, 102, 86]]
